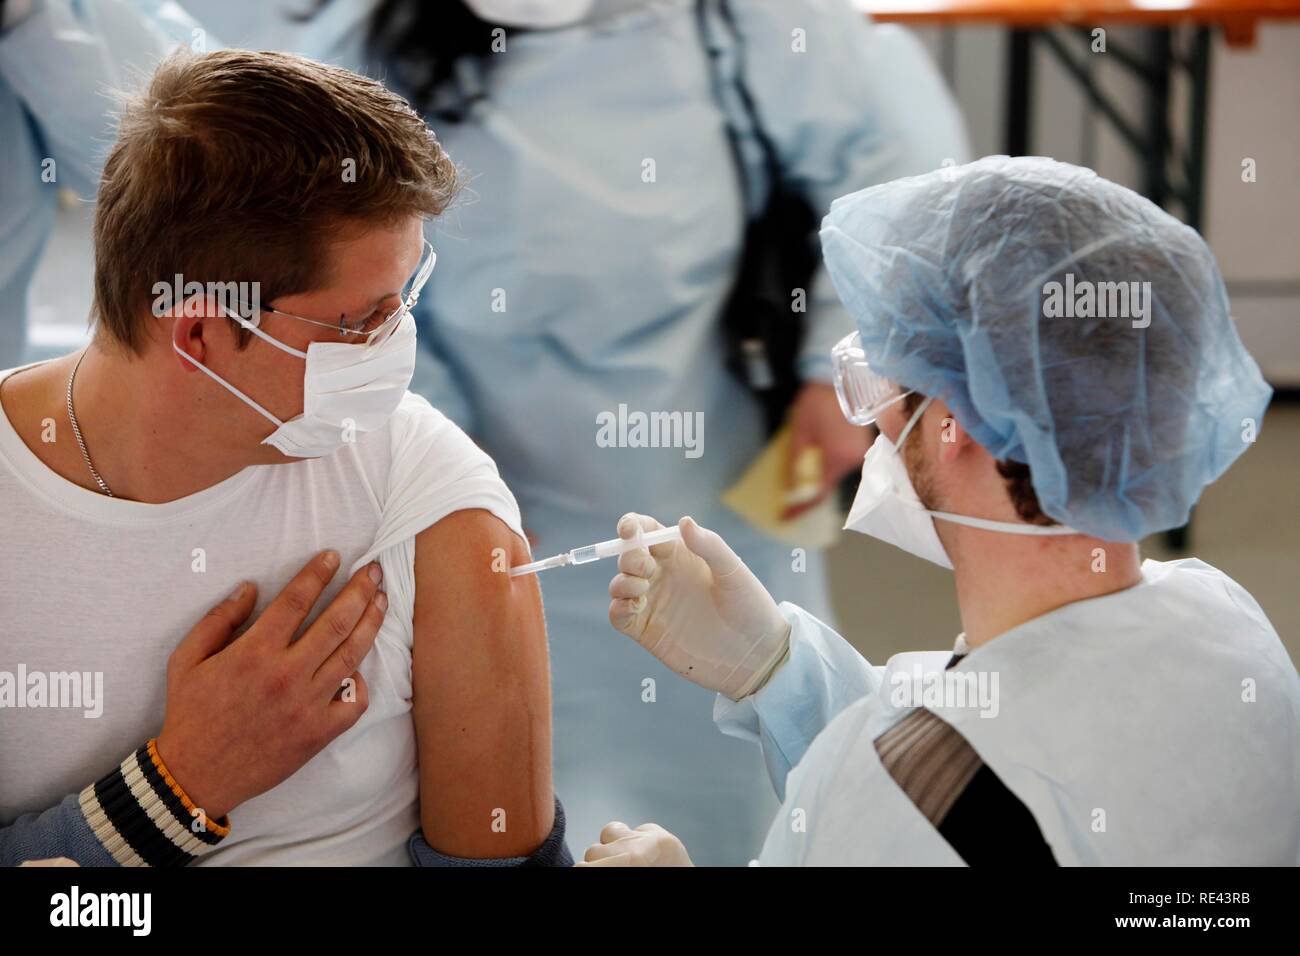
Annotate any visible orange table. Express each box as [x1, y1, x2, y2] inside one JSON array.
[[854, 1, 1300, 46]]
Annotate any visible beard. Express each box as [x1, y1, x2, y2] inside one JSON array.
[[901, 422, 942, 513]]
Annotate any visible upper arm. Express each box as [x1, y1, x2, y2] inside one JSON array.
[[411, 508, 553, 858]]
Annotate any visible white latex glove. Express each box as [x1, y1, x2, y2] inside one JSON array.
[[576, 821, 694, 867], [608, 513, 791, 700]]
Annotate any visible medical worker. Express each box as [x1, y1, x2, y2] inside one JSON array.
[[586, 156, 1300, 866], [0, 0, 202, 366]]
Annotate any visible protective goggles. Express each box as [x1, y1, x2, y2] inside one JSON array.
[[831, 331, 913, 426], [232, 239, 436, 349]]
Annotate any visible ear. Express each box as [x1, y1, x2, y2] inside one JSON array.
[[171, 294, 220, 372], [930, 398, 973, 463]]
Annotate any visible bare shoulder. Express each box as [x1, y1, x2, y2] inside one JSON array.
[[410, 508, 544, 691], [414, 507, 531, 585]]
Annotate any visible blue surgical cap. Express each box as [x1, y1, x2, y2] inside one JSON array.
[[821, 155, 1272, 541]]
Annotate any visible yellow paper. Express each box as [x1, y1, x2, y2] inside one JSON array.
[[721, 425, 842, 549]]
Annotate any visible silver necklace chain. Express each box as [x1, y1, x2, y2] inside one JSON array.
[[66, 351, 114, 497]]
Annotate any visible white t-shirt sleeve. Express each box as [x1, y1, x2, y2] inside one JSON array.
[[349, 392, 526, 648], [369, 391, 524, 555]]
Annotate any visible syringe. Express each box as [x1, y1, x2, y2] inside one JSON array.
[[509, 525, 682, 577]]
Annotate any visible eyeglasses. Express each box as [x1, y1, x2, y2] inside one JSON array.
[[233, 239, 436, 349], [831, 331, 913, 426]]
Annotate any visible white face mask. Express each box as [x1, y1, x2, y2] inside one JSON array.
[[844, 397, 1078, 567], [463, 0, 595, 28], [174, 308, 418, 459]]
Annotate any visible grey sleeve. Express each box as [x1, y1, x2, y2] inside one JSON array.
[[4, 742, 231, 868], [1, 792, 117, 867], [408, 796, 574, 867]]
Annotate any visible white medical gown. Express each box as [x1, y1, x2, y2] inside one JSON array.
[[719, 559, 1300, 865]]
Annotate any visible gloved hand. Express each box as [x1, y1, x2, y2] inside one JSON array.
[[608, 513, 791, 700], [576, 821, 693, 867]]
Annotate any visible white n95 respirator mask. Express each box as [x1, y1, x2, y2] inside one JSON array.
[[463, 0, 595, 28], [844, 396, 1078, 567], [174, 307, 418, 459]]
